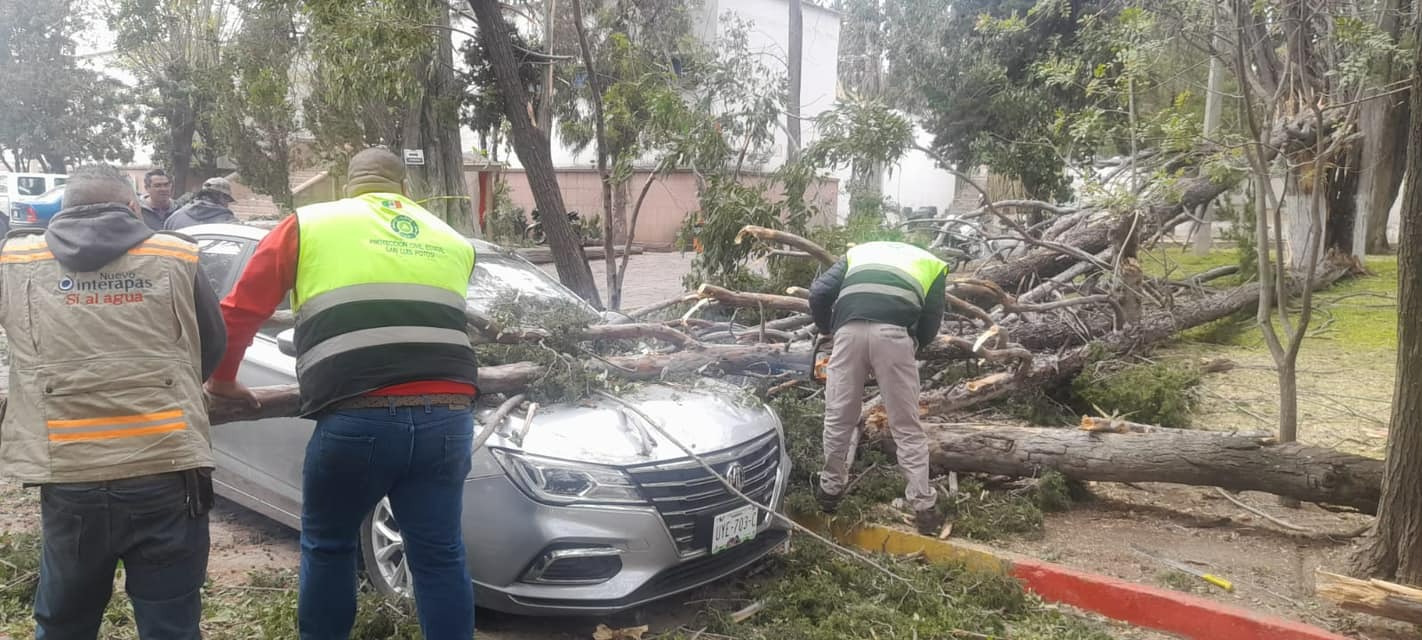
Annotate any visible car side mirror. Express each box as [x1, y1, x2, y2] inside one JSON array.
[[277, 328, 297, 357]]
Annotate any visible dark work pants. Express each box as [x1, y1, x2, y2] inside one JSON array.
[[298, 404, 475, 640], [33, 472, 209, 640]]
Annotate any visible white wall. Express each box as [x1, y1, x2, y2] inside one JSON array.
[[881, 127, 957, 216]]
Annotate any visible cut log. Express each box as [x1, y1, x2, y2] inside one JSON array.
[[696, 284, 810, 314], [736, 225, 836, 266], [892, 423, 1384, 514], [1316, 570, 1422, 625]]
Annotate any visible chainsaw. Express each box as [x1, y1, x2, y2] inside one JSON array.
[[812, 335, 832, 383]]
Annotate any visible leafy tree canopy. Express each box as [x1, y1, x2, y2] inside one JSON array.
[[0, 0, 138, 173]]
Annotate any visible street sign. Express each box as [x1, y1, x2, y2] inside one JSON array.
[[403, 149, 426, 166]]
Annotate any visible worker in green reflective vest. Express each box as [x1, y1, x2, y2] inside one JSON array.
[[206, 148, 478, 639], [808, 241, 948, 536]]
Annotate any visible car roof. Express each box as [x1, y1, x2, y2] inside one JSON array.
[[181, 222, 513, 255]]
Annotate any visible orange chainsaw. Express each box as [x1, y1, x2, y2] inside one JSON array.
[[812, 335, 831, 383]]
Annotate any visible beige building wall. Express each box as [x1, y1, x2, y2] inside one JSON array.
[[499, 169, 839, 249]]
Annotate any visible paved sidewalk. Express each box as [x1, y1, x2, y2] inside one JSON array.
[[539, 251, 696, 310]]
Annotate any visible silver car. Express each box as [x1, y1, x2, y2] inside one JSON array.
[[186, 223, 791, 615]]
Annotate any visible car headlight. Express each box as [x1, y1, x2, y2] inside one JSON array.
[[491, 449, 648, 506]]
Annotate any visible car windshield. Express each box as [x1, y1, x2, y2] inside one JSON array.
[[467, 250, 600, 327]]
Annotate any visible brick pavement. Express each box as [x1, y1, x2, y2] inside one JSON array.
[[538, 250, 697, 310]]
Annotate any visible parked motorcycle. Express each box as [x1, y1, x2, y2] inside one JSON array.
[[524, 208, 583, 246]]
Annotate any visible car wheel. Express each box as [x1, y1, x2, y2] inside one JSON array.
[[360, 497, 414, 599]]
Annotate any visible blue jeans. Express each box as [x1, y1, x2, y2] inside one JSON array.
[[34, 472, 209, 640], [298, 403, 475, 640]]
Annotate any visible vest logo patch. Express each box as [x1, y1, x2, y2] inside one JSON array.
[[59, 271, 155, 307], [390, 214, 420, 239]]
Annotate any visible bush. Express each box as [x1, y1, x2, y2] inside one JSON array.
[[1071, 358, 1202, 428]]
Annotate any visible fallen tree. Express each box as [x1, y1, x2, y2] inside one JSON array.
[[875, 423, 1384, 514]]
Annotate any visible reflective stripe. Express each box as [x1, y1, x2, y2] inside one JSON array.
[[145, 238, 198, 252], [846, 263, 928, 299], [0, 251, 53, 264], [297, 326, 471, 372], [129, 247, 198, 263], [47, 409, 185, 429], [49, 421, 187, 442], [840, 283, 922, 306], [296, 283, 468, 323]]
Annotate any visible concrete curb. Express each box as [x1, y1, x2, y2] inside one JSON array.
[[794, 515, 1350, 640]]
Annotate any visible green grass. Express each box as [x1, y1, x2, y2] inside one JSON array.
[[1144, 247, 1399, 353], [1140, 245, 1249, 287], [669, 542, 1116, 640], [0, 534, 421, 640]]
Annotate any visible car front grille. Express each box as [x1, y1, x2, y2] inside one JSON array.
[[626, 433, 781, 557]]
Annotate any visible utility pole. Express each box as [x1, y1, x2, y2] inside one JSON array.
[[1195, 3, 1225, 255], [538, 0, 558, 145], [787, 0, 804, 164]]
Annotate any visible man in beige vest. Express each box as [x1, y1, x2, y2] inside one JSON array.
[[0, 164, 227, 639]]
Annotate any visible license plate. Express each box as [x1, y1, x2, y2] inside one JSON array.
[[711, 504, 758, 554]]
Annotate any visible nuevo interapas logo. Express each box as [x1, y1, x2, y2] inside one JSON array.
[[59, 271, 155, 306]]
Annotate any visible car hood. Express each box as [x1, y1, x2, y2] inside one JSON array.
[[480, 380, 780, 466]]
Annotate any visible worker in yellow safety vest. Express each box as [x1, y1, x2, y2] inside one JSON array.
[[808, 241, 948, 536], [205, 148, 479, 639]]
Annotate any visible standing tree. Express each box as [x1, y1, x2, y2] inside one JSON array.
[[0, 0, 137, 172], [109, 0, 237, 194], [467, 0, 603, 306], [214, 0, 299, 210], [1352, 4, 1422, 584], [302, 0, 475, 232]]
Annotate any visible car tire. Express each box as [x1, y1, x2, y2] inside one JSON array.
[[359, 497, 414, 599]]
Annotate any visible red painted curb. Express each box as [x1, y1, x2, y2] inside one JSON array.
[[1010, 558, 1350, 640]]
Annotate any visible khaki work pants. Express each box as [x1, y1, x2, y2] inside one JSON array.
[[819, 320, 937, 511]]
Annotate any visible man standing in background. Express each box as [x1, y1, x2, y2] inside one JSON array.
[[139, 168, 174, 230], [165, 177, 239, 230]]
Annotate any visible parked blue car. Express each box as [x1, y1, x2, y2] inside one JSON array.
[[9, 186, 64, 230]]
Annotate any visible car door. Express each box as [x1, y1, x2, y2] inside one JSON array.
[[196, 234, 311, 528]]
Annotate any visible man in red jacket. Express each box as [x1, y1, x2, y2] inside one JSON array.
[[205, 148, 478, 639]]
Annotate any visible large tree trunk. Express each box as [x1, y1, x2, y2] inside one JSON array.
[[1353, 14, 1422, 583], [468, 0, 602, 307], [168, 93, 197, 196], [404, 1, 476, 235], [889, 424, 1384, 514], [1354, 90, 1408, 255]]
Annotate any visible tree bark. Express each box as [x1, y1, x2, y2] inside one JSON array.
[[1355, 90, 1408, 255], [404, 1, 476, 234], [1355, 0, 1408, 256], [696, 284, 810, 314], [892, 424, 1384, 514], [1353, 12, 1422, 582], [1317, 571, 1422, 625], [468, 0, 602, 307], [168, 95, 197, 196]]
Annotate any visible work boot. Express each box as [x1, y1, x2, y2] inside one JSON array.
[[915, 508, 946, 536], [813, 483, 843, 514]]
